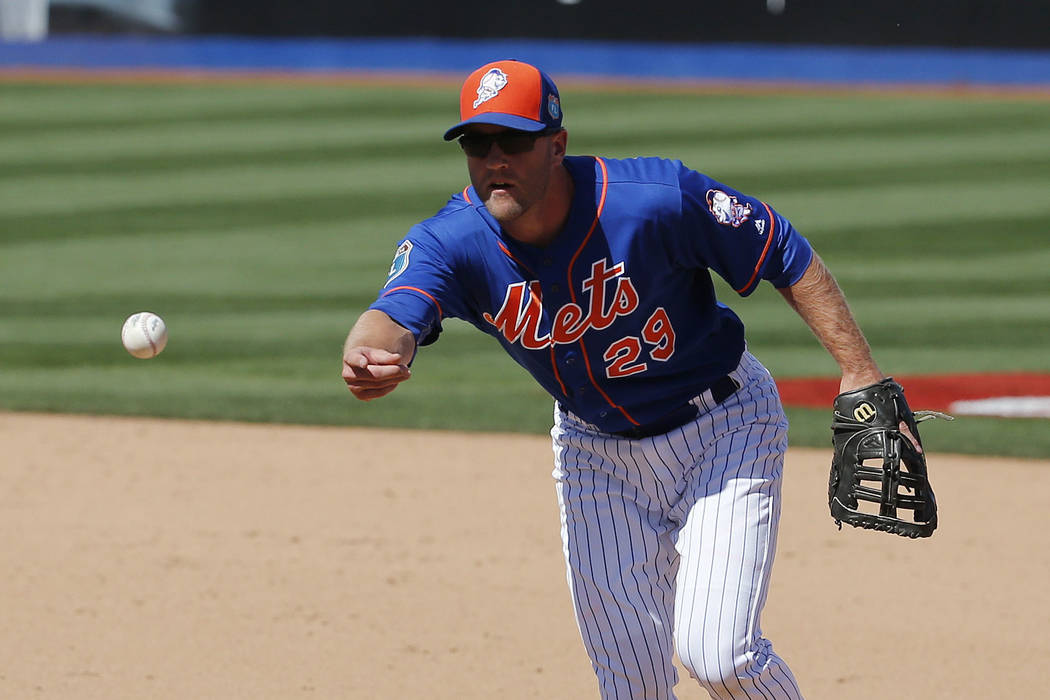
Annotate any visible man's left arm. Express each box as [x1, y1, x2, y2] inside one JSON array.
[[776, 252, 885, 395]]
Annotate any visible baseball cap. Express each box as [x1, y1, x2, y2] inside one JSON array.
[[443, 59, 563, 141]]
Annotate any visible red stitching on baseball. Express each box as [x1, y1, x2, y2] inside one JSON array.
[[140, 314, 157, 356]]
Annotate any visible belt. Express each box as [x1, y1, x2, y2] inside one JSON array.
[[610, 375, 741, 440]]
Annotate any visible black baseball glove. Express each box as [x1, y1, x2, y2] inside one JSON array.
[[829, 378, 951, 538]]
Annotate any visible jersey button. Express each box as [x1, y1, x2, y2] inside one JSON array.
[[550, 284, 561, 293], [599, 410, 608, 418], [542, 258, 553, 266]]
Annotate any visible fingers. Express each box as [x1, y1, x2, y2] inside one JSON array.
[[342, 363, 410, 385], [345, 346, 403, 369], [900, 421, 924, 455], [349, 383, 403, 401], [342, 346, 412, 401], [343, 368, 411, 400]]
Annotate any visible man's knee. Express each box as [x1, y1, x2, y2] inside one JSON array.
[[677, 633, 798, 700], [676, 633, 759, 697], [677, 633, 736, 693]]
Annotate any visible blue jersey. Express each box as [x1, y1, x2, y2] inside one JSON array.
[[369, 155, 813, 433]]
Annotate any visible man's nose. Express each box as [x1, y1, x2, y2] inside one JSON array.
[[485, 144, 510, 167]]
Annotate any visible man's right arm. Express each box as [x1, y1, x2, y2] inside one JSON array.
[[341, 309, 417, 401]]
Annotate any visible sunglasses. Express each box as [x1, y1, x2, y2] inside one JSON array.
[[458, 128, 561, 158]]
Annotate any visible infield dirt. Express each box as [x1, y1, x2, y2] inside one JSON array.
[[1, 412, 1045, 699]]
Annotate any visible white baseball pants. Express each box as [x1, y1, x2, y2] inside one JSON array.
[[552, 352, 803, 700]]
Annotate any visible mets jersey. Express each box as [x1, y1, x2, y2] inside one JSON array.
[[369, 155, 813, 434]]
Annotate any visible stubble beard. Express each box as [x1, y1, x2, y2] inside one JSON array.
[[484, 191, 527, 224], [484, 174, 549, 226]]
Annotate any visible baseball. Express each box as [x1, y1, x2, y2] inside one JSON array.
[[121, 312, 168, 359]]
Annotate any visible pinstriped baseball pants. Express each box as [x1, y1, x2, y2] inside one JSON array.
[[552, 352, 803, 700]]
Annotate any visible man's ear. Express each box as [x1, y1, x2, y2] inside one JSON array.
[[552, 129, 568, 161]]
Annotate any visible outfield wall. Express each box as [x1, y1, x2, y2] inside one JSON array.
[[187, 1, 1050, 51], [2, 35, 1050, 90]]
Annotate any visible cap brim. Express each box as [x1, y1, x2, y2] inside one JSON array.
[[443, 113, 548, 141]]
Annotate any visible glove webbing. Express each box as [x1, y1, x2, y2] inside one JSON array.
[[832, 424, 917, 519]]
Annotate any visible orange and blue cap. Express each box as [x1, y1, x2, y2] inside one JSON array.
[[443, 59, 563, 141]]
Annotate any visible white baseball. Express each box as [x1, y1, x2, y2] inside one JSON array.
[[121, 312, 168, 359]]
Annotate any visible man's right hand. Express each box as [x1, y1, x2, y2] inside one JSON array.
[[342, 347, 412, 401]]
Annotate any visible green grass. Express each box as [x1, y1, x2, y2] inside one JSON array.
[[2, 80, 1049, 457]]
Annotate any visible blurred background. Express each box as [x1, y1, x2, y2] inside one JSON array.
[[1, 1, 1048, 457], [1, 0, 1048, 48]]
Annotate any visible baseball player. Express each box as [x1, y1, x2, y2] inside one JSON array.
[[343, 60, 889, 699]]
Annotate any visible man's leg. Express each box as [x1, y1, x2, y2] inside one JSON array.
[[552, 408, 685, 700], [672, 354, 803, 700]]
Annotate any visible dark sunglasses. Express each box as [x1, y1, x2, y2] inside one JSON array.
[[458, 128, 561, 158]]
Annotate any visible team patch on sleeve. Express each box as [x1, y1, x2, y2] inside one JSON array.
[[385, 240, 413, 286], [706, 189, 753, 228]]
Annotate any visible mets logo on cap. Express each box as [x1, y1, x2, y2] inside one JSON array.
[[473, 68, 508, 109]]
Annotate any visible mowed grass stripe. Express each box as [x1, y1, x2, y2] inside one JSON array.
[[596, 125, 1050, 175], [3, 141, 1047, 227], [6, 125, 1049, 188], [800, 213, 1048, 258], [706, 154, 1050, 198], [0, 307, 362, 367], [0, 137, 456, 180], [5, 83, 1029, 131], [4, 84, 1045, 220], [0, 365, 555, 433], [1, 218, 403, 303], [568, 91, 1048, 133], [832, 244, 1050, 282], [721, 280, 1047, 358], [0, 156, 465, 216], [745, 294, 1050, 338], [7, 85, 1045, 167], [746, 344, 1050, 377], [0, 114, 450, 163], [0, 291, 380, 323], [5, 178, 1045, 260], [570, 95, 1050, 147], [573, 94, 1050, 192], [0, 84, 453, 133], [759, 178, 1050, 234], [0, 83, 409, 119], [0, 189, 447, 243]]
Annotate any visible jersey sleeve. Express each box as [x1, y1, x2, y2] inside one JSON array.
[[674, 166, 813, 295], [368, 224, 465, 347]]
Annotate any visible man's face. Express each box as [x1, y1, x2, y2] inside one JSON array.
[[460, 125, 566, 224]]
